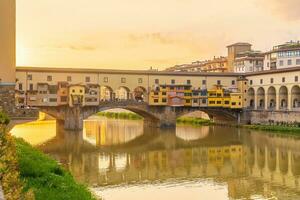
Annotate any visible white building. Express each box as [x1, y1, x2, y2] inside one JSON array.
[[264, 41, 300, 71], [234, 51, 264, 73]]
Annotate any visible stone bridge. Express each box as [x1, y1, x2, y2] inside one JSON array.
[[38, 100, 244, 130]]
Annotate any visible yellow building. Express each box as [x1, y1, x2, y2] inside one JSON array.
[[68, 84, 86, 107]]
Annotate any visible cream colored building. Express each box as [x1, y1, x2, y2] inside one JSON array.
[[0, 0, 16, 84]]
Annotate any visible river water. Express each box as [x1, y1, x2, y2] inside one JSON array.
[[10, 117, 300, 200]]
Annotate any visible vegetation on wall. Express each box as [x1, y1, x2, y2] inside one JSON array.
[[97, 111, 143, 120], [176, 117, 214, 126]]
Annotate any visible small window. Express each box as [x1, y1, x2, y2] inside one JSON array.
[[232, 80, 235, 85], [155, 79, 159, 84], [121, 78, 126, 83], [279, 60, 284, 66], [296, 59, 300, 65], [162, 92, 167, 95], [171, 79, 175, 84], [202, 80, 206, 85], [27, 74, 32, 80], [47, 75, 52, 82], [162, 98, 167, 103], [232, 102, 237, 106], [72, 89, 75, 93], [270, 78, 274, 84], [250, 80, 253, 85], [202, 99, 206, 104], [154, 99, 159, 103], [67, 76, 72, 82], [288, 59, 292, 65], [85, 76, 90, 83], [224, 101, 230, 104], [217, 80, 221, 85], [18, 83, 23, 91], [193, 99, 198, 103], [282, 77, 285, 83], [217, 101, 222, 104], [138, 78, 143, 84], [260, 79, 263, 84], [295, 76, 298, 82], [187, 80, 191, 85], [29, 83, 34, 91], [80, 90, 83, 93], [104, 77, 108, 83]]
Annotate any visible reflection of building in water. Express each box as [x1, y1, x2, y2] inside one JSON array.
[[83, 118, 144, 146], [176, 125, 209, 141]]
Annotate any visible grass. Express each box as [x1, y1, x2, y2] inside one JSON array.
[[97, 111, 143, 120], [15, 138, 97, 200], [176, 117, 214, 126], [243, 124, 300, 135]]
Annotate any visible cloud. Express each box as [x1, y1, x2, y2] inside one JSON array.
[[261, 0, 300, 21], [40, 44, 97, 51], [127, 32, 177, 45]]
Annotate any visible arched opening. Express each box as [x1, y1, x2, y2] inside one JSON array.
[[257, 87, 265, 110], [115, 86, 131, 101], [247, 88, 255, 109], [279, 86, 288, 110], [267, 86, 276, 110], [291, 85, 300, 110], [100, 86, 114, 101], [133, 86, 147, 102]]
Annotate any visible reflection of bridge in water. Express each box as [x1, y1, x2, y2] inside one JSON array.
[[32, 119, 300, 198]]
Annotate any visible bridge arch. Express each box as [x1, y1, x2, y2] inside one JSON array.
[[291, 85, 300, 109], [115, 86, 131, 100], [133, 86, 148, 102], [267, 86, 276, 110], [279, 86, 288, 110], [257, 87, 265, 109], [247, 87, 255, 109], [100, 86, 114, 101]]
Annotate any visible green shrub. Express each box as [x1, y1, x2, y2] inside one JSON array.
[[97, 112, 143, 120]]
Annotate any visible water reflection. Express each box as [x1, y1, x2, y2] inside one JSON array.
[[10, 117, 300, 200]]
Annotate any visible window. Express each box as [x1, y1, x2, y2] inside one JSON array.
[[260, 79, 263, 84], [72, 89, 75, 93], [288, 59, 292, 65], [61, 96, 67, 102], [67, 76, 72, 82], [171, 79, 175, 84], [282, 77, 285, 83], [279, 60, 284, 66], [154, 92, 159, 95], [154, 99, 159, 103], [155, 79, 159, 84], [47, 75, 52, 82], [104, 77, 108, 83], [85, 76, 90, 83], [295, 76, 299, 82], [209, 101, 215, 104], [186, 99, 191, 103], [138, 78, 143, 84], [202, 99, 206, 104], [27, 74, 32, 80], [18, 83, 22, 91], [232, 80, 235, 85], [162, 98, 167, 103], [121, 78, 126, 83], [202, 80, 206, 85], [217, 80, 221, 85], [297, 59, 300, 65], [270, 78, 274, 84], [29, 84, 34, 91], [224, 101, 230, 104], [187, 80, 191, 85], [79, 90, 83, 93], [193, 99, 198, 103], [162, 92, 167, 95], [232, 102, 236, 106], [217, 101, 222, 104], [250, 80, 253, 85], [49, 98, 57, 102]]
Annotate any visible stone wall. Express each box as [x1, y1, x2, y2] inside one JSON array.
[[0, 85, 15, 116], [0, 85, 38, 119], [247, 110, 300, 125]]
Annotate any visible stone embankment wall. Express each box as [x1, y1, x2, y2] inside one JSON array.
[[246, 110, 300, 125]]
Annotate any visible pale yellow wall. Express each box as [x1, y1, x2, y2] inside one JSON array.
[[0, 0, 16, 84]]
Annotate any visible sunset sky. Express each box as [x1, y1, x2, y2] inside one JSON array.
[[17, 0, 300, 70]]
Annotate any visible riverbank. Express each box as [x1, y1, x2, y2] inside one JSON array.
[[0, 112, 97, 200], [176, 116, 300, 136], [176, 117, 214, 126], [97, 111, 143, 120]]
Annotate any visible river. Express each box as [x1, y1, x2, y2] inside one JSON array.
[[10, 116, 300, 200]]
